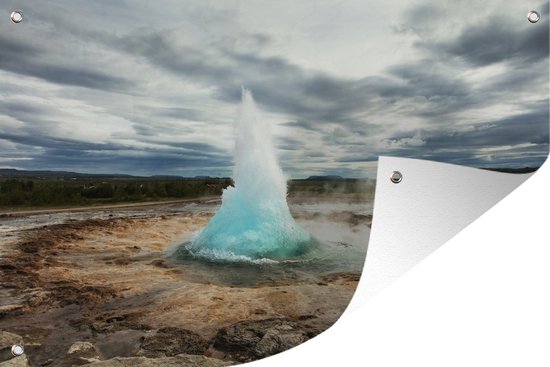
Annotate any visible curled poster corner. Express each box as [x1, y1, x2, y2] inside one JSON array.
[[351, 156, 532, 309]]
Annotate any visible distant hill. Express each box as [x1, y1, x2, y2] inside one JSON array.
[[1, 168, 365, 181], [0, 168, 133, 178], [0, 168, 240, 181], [305, 175, 344, 181], [149, 175, 185, 179]]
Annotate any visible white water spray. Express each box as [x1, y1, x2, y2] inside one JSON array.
[[187, 89, 312, 260]]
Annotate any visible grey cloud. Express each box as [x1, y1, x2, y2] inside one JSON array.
[[153, 107, 204, 120], [335, 156, 378, 163], [419, 145, 548, 169], [132, 123, 195, 138], [380, 108, 549, 168], [0, 34, 132, 91], [0, 133, 120, 152], [115, 31, 382, 128], [276, 137, 303, 151], [0, 100, 49, 116], [0, 130, 232, 175], [0, 131, 228, 159], [422, 110, 549, 150], [479, 60, 549, 97], [322, 126, 373, 146], [14, 153, 232, 177], [147, 141, 229, 157], [419, 16, 549, 67], [1, 0, 548, 177], [305, 151, 327, 158], [388, 63, 470, 100], [284, 121, 320, 132]]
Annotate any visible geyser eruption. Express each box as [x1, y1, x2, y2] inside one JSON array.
[[187, 89, 313, 261]]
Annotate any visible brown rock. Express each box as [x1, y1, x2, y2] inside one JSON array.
[[82, 354, 232, 367], [67, 341, 99, 358], [137, 328, 209, 358], [0, 305, 24, 318], [0, 331, 23, 349], [149, 259, 169, 268], [0, 355, 31, 367], [212, 318, 319, 362]]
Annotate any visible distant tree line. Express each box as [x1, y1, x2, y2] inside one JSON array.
[[0, 178, 232, 207], [0, 176, 375, 208]]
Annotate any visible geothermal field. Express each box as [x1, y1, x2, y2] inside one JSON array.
[[0, 195, 372, 366], [0, 92, 373, 366]]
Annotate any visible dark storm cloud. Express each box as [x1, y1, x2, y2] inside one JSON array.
[[477, 57, 549, 101], [321, 126, 376, 146], [0, 131, 228, 159], [0, 34, 132, 91], [0, 133, 119, 152], [0, 129, 232, 175], [388, 63, 470, 99], [383, 146, 548, 169], [15, 152, 232, 177], [132, 123, 193, 137], [305, 151, 327, 158], [148, 141, 229, 157], [418, 15, 549, 67], [335, 155, 378, 163], [276, 137, 303, 151], [31, 10, 545, 156], [116, 32, 231, 82], [381, 107, 549, 168], [127, 107, 211, 138], [29, 151, 230, 168], [422, 110, 550, 150], [0, 100, 48, 116], [114, 31, 384, 127], [284, 120, 325, 132], [153, 107, 204, 120], [230, 56, 478, 129], [0, 104, 69, 138], [417, 144, 548, 168]]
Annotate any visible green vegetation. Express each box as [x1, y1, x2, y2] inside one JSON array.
[[0, 177, 232, 208], [0, 171, 375, 209]]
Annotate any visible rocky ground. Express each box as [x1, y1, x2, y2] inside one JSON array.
[[0, 199, 368, 366]]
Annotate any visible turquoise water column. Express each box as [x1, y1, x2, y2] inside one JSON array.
[[188, 89, 312, 261]]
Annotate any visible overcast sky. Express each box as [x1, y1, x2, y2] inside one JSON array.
[[0, 0, 548, 178]]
